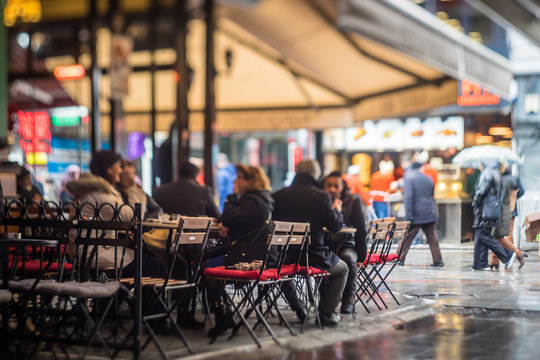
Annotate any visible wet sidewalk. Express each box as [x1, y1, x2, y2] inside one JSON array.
[[39, 242, 540, 359], [182, 242, 540, 360]]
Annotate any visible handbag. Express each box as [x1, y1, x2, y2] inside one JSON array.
[[482, 183, 504, 221]]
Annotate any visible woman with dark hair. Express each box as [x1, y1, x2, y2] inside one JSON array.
[[66, 150, 159, 275], [323, 171, 367, 314], [205, 164, 274, 337]]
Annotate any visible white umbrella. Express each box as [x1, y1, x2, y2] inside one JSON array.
[[452, 145, 522, 168]]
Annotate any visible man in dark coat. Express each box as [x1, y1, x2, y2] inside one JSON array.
[[323, 171, 367, 314], [472, 160, 514, 270], [395, 160, 444, 266], [153, 160, 220, 218], [273, 159, 348, 326]]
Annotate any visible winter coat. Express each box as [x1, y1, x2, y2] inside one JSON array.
[[493, 172, 519, 238], [65, 173, 135, 268], [272, 173, 343, 270], [403, 163, 437, 225], [329, 189, 368, 262], [153, 178, 220, 218], [221, 190, 274, 266], [472, 160, 501, 229]]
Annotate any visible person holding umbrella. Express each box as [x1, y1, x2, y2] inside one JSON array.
[[472, 160, 515, 270]]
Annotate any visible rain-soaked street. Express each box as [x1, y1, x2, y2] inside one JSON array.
[[38, 241, 540, 359], [191, 241, 540, 360]]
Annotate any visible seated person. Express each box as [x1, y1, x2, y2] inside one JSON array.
[[16, 167, 42, 203], [323, 171, 367, 314], [204, 164, 274, 337]]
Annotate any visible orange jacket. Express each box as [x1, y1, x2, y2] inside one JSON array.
[[421, 164, 438, 185], [342, 174, 370, 205], [369, 171, 395, 202]]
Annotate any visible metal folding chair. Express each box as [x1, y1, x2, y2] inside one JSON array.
[[203, 221, 293, 347], [138, 216, 212, 359]]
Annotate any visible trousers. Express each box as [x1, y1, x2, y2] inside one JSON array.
[[396, 222, 442, 264], [473, 225, 512, 269]]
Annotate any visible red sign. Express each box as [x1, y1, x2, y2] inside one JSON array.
[[17, 111, 52, 154], [457, 80, 500, 106], [54, 64, 86, 81]]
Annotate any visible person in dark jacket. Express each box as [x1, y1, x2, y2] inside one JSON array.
[[204, 164, 274, 337], [323, 171, 367, 314], [490, 165, 526, 269], [472, 160, 514, 270], [153, 160, 220, 218], [273, 159, 348, 327], [395, 160, 444, 267]]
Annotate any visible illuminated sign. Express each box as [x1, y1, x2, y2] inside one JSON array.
[[3, 0, 42, 27], [53, 64, 86, 81], [17, 110, 52, 156], [457, 80, 500, 106]]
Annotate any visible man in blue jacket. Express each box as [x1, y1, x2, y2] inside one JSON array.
[[395, 160, 444, 267]]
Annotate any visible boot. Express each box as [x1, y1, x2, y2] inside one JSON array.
[[207, 305, 239, 338], [340, 294, 355, 315]]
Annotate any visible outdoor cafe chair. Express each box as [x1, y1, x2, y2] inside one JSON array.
[[372, 221, 410, 306], [203, 220, 295, 347], [355, 221, 395, 312], [4, 201, 144, 358], [135, 216, 212, 359], [252, 221, 310, 335]]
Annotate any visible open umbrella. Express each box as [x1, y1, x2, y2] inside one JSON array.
[[452, 145, 522, 168]]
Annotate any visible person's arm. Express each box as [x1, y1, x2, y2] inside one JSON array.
[[472, 172, 491, 210], [403, 177, 414, 221], [351, 196, 367, 255], [145, 193, 163, 219], [320, 192, 343, 233]]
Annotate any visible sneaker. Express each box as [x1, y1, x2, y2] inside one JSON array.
[[430, 261, 444, 268], [473, 266, 491, 271], [505, 252, 517, 270]]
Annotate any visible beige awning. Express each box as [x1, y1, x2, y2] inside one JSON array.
[[185, 0, 509, 131]]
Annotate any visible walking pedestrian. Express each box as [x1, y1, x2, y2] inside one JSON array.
[[471, 160, 515, 270], [395, 158, 444, 267]]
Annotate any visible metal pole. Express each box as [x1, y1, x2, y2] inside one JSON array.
[[315, 130, 323, 174], [150, 0, 157, 191], [89, 0, 101, 153], [174, 0, 189, 180], [0, 5, 7, 143], [109, 0, 123, 153], [204, 0, 216, 189]]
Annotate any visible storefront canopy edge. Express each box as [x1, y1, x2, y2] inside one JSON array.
[[337, 0, 513, 99]]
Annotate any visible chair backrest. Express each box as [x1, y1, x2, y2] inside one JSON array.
[[383, 217, 396, 224], [72, 202, 141, 282], [266, 221, 310, 275], [166, 216, 212, 285], [394, 221, 410, 231]]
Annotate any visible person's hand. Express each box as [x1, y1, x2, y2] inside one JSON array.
[[333, 198, 342, 212], [218, 223, 229, 238]]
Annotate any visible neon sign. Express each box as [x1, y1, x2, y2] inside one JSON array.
[[457, 79, 500, 106], [17, 110, 52, 155]]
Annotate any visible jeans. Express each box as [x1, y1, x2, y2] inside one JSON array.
[[337, 248, 357, 307], [473, 225, 512, 269], [372, 201, 388, 219], [318, 259, 349, 316]]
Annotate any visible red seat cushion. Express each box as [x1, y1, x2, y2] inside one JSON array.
[[204, 266, 280, 281], [362, 254, 381, 266], [384, 253, 400, 262], [295, 266, 329, 276], [9, 260, 73, 273], [280, 264, 296, 276]]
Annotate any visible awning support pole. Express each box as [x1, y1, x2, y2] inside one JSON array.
[[174, 0, 189, 180], [89, 0, 101, 153], [0, 4, 7, 143], [204, 0, 216, 189]]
